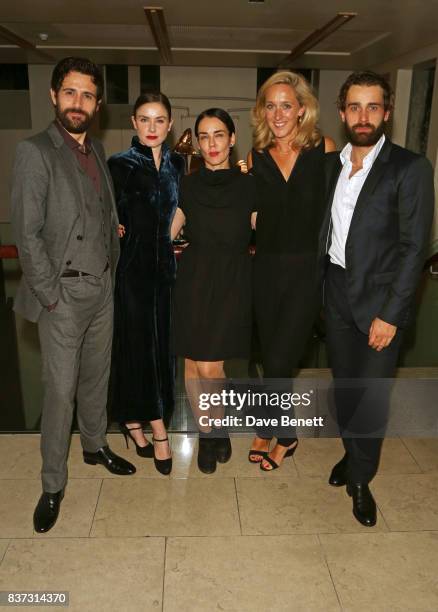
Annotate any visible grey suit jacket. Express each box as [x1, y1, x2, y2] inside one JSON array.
[[11, 122, 120, 322]]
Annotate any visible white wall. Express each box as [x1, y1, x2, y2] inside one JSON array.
[[371, 40, 438, 167], [317, 70, 351, 148], [161, 66, 257, 164], [28, 65, 55, 132], [391, 69, 413, 147]]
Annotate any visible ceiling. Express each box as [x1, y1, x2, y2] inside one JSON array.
[[1, 0, 438, 69]]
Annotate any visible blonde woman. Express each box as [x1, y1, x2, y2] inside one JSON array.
[[248, 71, 336, 471]]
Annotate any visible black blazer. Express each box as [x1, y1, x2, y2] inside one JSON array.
[[319, 138, 435, 334]]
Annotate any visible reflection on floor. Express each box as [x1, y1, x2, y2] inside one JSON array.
[[1, 433, 438, 611]]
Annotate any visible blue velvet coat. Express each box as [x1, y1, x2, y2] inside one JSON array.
[[108, 137, 184, 423]]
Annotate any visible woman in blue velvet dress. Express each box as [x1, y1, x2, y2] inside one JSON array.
[[108, 92, 184, 474]]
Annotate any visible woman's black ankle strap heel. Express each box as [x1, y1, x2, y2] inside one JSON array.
[[152, 436, 172, 475], [120, 424, 154, 458]]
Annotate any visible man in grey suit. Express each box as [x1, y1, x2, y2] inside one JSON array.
[[11, 57, 135, 533]]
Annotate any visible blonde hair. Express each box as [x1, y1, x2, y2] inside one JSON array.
[[252, 71, 321, 151]]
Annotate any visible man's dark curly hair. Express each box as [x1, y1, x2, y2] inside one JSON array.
[[337, 71, 393, 112], [51, 57, 104, 100]]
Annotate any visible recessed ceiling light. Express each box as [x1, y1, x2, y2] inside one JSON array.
[[144, 6, 172, 64]]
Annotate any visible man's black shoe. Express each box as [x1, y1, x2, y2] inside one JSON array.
[[83, 446, 136, 475], [347, 483, 377, 527], [33, 490, 64, 533], [215, 435, 232, 464], [329, 454, 348, 487]]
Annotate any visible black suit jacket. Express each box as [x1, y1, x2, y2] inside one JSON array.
[[319, 138, 435, 334]]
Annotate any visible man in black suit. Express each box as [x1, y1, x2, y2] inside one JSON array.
[[320, 71, 434, 526]]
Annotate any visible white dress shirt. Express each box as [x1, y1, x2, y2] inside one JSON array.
[[329, 134, 386, 268]]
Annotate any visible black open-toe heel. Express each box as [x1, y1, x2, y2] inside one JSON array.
[[153, 436, 172, 475], [248, 437, 271, 463], [248, 449, 268, 463], [120, 424, 154, 458], [260, 440, 298, 471]]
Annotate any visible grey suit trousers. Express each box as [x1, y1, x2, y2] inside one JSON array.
[[38, 269, 113, 492]]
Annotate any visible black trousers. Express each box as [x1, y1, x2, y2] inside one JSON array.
[[252, 254, 319, 445], [325, 263, 404, 483]]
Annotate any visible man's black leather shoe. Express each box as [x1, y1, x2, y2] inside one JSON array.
[[83, 446, 136, 475], [33, 490, 64, 533], [329, 454, 348, 487], [347, 483, 377, 527], [215, 435, 232, 464]]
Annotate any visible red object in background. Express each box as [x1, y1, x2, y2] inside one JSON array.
[[0, 245, 18, 259]]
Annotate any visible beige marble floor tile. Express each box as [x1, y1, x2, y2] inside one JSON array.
[[0, 537, 164, 612], [401, 438, 438, 472], [0, 541, 10, 565], [376, 438, 422, 475], [164, 535, 340, 612], [294, 438, 421, 479], [237, 477, 387, 535], [320, 531, 438, 611], [0, 480, 43, 538], [0, 434, 41, 479], [373, 473, 438, 531], [293, 438, 346, 479], [0, 479, 101, 539], [91, 477, 240, 537], [170, 434, 299, 479]]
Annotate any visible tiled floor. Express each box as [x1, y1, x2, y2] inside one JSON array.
[[1, 433, 438, 611]]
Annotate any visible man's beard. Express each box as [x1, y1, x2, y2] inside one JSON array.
[[344, 118, 386, 147], [55, 105, 95, 134]]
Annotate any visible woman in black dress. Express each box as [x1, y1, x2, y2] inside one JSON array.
[[248, 71, 335, 471], [108, 92, 184, 474], [171, 109, 255, 474]]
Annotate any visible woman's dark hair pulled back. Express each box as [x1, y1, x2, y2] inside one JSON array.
[[133, 91, 172, 119], [194, 108, 235, 137]]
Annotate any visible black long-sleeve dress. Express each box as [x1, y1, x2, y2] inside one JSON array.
[[108, 137, 184, 422], [173, 166, 255, 360]]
